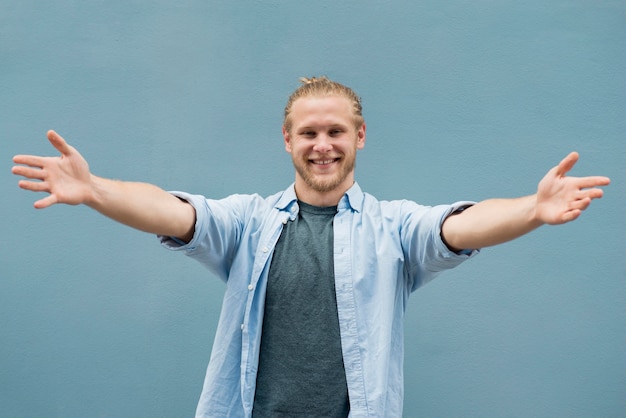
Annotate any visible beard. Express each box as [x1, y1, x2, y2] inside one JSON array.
[[292, 153, 356, 193]]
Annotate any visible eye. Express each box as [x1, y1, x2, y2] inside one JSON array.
[[300, 130, 316, 138], [329, 128, 344, 136]]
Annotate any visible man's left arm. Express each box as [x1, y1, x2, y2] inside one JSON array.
[[441, 152, 611, 251]]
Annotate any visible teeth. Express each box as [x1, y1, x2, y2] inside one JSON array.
[[313, 159, 335, 165]]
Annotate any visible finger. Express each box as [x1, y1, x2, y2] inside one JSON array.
[[556, 151, 579, 176], [570, 189, 602, 204], [13, 154, 45, 167], [18, 179, 50, 192], [12, 165, 46, 180], [47, 130, 73, 156], [34, 194, 58, 209], [581, 188, 604, 200], [561, 209, 582, 223], [569, 197, 592, 212], [577, 176, 611, 189]]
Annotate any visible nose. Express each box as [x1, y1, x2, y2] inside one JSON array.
[[313, 134, 332, 153]]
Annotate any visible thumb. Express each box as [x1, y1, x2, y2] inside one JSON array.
[[47, 130, 74, 156], [555, 151, 579, 177]]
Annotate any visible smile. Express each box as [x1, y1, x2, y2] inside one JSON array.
[[311, 158, 339, 165]]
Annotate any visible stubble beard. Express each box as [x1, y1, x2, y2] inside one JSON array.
[[293, 154, 356, 194]]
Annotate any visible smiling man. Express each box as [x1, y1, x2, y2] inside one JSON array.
[[12, 77, 610, 417]]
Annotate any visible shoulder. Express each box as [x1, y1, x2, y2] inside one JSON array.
[[361, 192, 431, 217]]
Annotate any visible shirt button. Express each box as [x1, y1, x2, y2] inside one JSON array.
[[262, 247, 269, 253], [248, 284, 254, 291], [282, 219, 288, 225], [240, 324, 245, 330]]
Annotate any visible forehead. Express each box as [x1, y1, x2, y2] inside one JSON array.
[[289, 95, 354, 128]]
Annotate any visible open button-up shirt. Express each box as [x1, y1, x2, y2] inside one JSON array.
[[160, 182, 478, 417]]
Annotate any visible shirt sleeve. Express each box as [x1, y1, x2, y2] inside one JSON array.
[[440, 204, 476, 255], [157, 191, 250, 281], [158, 191, 207, 251], [401, 200, 480, 291]]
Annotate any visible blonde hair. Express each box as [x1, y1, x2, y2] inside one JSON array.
[[283, 76, 364, 133]]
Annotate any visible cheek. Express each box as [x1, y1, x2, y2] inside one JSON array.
[[291, 142, 312, 156]]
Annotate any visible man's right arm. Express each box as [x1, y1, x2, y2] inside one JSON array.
[[12, 130, 196, 243]]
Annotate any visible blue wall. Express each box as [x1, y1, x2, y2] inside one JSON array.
[[2, 1, 624, 416]]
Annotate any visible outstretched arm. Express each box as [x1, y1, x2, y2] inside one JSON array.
[[441, 152, 611, 251], [12, 130, 196, 242]]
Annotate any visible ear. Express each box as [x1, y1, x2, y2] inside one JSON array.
[[283, 126, 292, 153], [356, 123, 366, 150]]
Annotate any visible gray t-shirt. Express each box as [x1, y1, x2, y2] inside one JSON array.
[[252, 201, 349, 417]]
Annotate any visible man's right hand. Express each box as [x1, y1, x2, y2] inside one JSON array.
[[12, 130, 94, 209], [13, 130, 196, 242]]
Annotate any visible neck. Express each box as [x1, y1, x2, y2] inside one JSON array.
[[293, 179, 354, 207]]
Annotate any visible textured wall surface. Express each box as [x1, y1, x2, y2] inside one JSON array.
[[2, 1, 624, 416]]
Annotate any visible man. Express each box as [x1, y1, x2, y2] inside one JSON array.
[[12, 77, 610, 417]]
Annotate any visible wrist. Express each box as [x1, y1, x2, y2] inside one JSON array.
[[85, 174, 107, 209]]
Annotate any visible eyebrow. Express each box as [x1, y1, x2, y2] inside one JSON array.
[[297, 123, 348, 131]]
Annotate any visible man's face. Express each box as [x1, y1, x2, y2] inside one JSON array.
[[283, 95, 366, 201]]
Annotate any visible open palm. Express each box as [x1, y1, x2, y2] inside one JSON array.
[[535, 152, 610, 225], [12, 130, 93, 209]]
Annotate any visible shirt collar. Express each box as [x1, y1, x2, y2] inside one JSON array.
[[274, 183, 299, 212], [340, 182, 364, 213], [274, 182, 364, 213]]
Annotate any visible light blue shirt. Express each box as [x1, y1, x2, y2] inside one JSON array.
[[160, 182, 478, 417]]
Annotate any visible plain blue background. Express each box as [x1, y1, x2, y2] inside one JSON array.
[[2, 1, 624, 416]]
